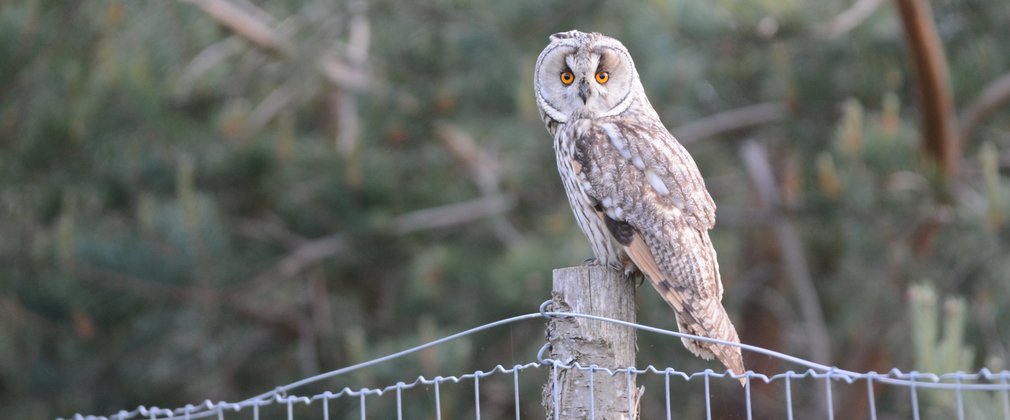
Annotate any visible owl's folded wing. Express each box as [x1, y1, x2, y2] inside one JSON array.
[[565, 117, 716, 232]]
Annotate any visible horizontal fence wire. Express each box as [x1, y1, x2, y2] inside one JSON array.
[[65, 300, 1010, 420]]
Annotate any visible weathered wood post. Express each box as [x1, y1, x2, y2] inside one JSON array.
[[543, 266, 640, 419]]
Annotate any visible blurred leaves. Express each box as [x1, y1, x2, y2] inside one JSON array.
[[0, 0, 1008, 419]]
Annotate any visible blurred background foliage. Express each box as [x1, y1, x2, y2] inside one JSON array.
[[1, 0, 1009, 418]]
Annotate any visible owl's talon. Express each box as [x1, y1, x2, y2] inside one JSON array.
[[583, 258, 625, 273]]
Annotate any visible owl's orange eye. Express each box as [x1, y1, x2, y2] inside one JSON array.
[[595, 71, 609, 84], [560, 71, 574, 85]]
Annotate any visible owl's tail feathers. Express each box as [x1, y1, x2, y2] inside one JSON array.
[[620, 231, 747, 385], [675, 301, 747, 386]]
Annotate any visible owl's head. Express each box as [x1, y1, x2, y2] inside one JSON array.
[[534, 30, 642, 124]]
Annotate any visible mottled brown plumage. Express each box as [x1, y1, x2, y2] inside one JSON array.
[[534, 30, 745, 379]]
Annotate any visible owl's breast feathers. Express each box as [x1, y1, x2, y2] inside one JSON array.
[[559, 116, 746, 381]]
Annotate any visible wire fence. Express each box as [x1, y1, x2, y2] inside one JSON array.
[[65, 300, 1010, 420]]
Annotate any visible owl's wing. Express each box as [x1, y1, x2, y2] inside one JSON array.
[[569, 118, 716, 231], [564, 117, 744, 379], [565, 117, 718, 291]]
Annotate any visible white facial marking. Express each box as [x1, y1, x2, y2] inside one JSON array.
[[602, 196, 613, 208]]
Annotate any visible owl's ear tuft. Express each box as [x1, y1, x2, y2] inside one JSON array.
[[550, 30, 581, 42]]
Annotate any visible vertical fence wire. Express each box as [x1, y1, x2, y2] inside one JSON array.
[[955, 375, 964, 420], [396, 383, 403, 420], [785, 372, 793, 420], [513, 368, 521, 420], [435, 379, 442, 420], [867, 375, 876, 420], [825, 373, 834, 420], [1001, 373, 1010, 420], [745, 374, 753, 420], [664, 370, 671, 420], [704, 370, 712, 420], [910, 375, 920, 420], [359, 391, 366, 420], [474, 374, 481, 420]]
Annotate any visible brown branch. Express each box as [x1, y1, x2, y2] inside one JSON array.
[[895, 0, 959, 176], [959, 71, 1010, 145], [674, 101, 791, 144]]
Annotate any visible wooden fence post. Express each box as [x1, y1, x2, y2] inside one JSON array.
[[542, 266, 640, 419]]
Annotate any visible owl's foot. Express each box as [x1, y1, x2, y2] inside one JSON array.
[[583, 257, 624, 272]]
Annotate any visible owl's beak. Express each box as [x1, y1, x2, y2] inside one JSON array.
[[578, 80, 589, 104]]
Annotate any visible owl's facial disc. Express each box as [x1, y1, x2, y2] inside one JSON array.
[[534, 31, 638, 123], [564, 47, 631, 116], [553, 48, 631, 118]]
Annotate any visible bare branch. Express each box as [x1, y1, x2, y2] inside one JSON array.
[[181, 0, 370, 91], [822, 0, 885, 38], [246, 85, 295, 134], [256, 233, 349, 281], [959, 71, 1010, 144], [739, 140, 832, 366], [236, 214, 309, 249], [433, 121, 524, 244], [391, 194, 516, 235], [434, 121, 501, 193], [674, 102, 791, 144], [181, 0, 288, 55], [174, 37, 245, 98], [334, 3, 370, 171], [316, 56, 370, 91]]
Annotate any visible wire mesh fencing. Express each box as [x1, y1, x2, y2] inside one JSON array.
[[65, 300, 1010, 420]]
